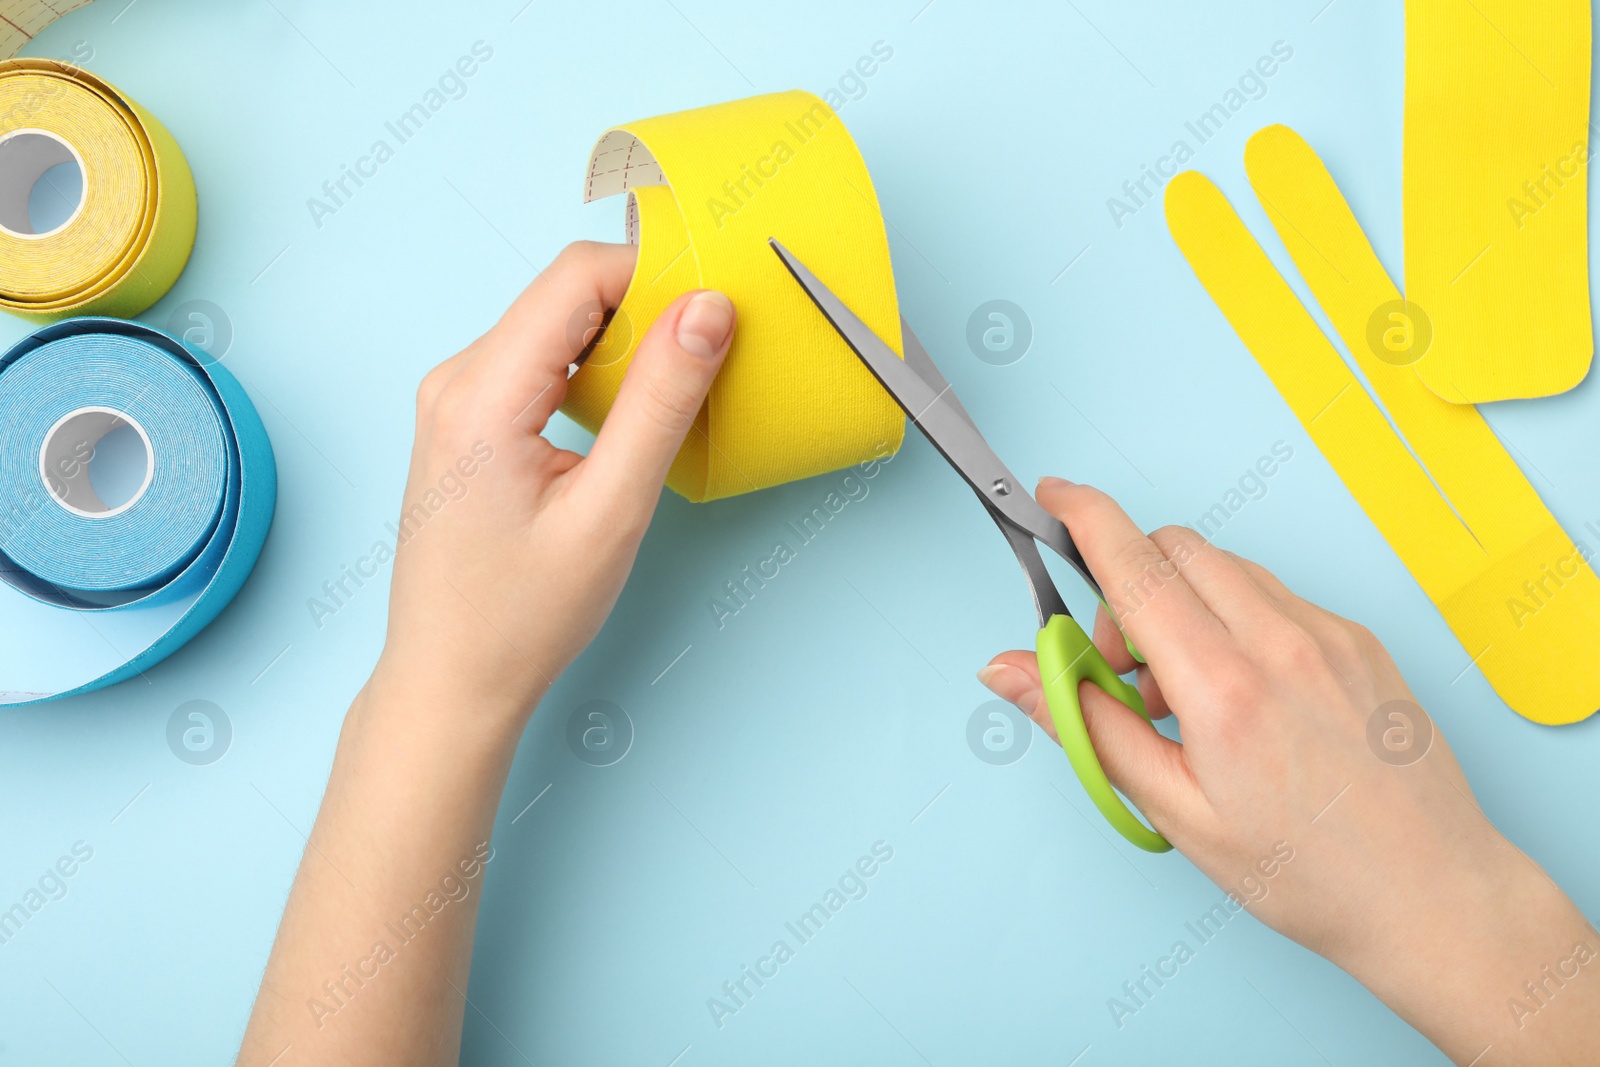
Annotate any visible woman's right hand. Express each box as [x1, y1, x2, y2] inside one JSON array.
[[978, 478, 1599, 1066]]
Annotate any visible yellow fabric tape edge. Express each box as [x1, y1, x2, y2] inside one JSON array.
[[1405, 0, 1593, 403], [0, 59, 196, 320], [563, 90, 905, 503], [1164, 128, 1600, 726]]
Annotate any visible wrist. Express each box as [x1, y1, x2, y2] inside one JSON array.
[[362, 653, 548, 745], [1335, 831, 1597, 1063]]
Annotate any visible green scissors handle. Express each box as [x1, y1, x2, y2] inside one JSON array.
[[1037, 614, 1171, 853]]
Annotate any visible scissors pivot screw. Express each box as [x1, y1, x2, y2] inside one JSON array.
[[992, 478, 1011, 497]]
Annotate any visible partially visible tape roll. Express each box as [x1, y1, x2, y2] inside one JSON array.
[[0, 318, 275, 706], [564, 90, 905, 502], [0, 58, 196, 319], [0, 3, 92, 60]]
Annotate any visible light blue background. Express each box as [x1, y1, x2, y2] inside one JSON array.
[[2, 1, 1597, 1064]]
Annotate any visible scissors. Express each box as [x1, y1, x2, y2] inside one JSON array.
[[770, 238, 1171, 853]]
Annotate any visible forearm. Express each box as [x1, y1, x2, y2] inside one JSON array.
[[237, 672, 535, 1066], [1333, 836, 1600, 1066], [979, 486, 1600, 1066], [235, 247, 732, 1065]]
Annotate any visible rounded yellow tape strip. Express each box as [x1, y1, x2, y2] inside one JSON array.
[[564, 90, 905, 503], [0, 59, 196, 320]]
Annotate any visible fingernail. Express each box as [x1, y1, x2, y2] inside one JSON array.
[[677, 290, 735, 360], [1037, 476, 1074, 491], [975, 665, 1007, 690], [977, 666, 1044, 718], [977, 663, 1028, 698]]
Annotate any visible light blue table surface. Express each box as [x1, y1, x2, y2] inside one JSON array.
[[3, 1, 1598, 1063]]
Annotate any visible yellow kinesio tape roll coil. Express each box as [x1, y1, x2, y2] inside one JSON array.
[[1406, 0, 1592, 403], [0, 58, 196, 319], [564, 90, 905, 502], [1166, 126, 1600, 726]]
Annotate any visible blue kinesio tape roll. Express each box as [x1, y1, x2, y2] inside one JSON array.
[[0, 317, 275, 705]]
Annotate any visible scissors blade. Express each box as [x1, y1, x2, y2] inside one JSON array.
[[769, 238, 1101, 600], [900, 317, 980, 430], [903, 315, 1071, 622]]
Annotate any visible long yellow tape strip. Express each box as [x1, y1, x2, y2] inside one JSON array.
[[1165, 126, 1600, 725], [563, 90, 905, 502], [1406, 0, 1592, 402], [0, 58, 196, 319]]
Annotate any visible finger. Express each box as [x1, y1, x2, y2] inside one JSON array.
[[1076, 681, 1195, 832], [1146, 525, 1285, 635], [1092, 603, 1138, 673], [581, 289, 735, 511], [1000, 608, 1145, 686], [1037, 479, 1229, 669], [1224, 550, 1332, 631], [1090, 606, 1170, 718], [978, 652, 1196, 833], [462, 241, 639, 432], [981, 648, 1173, 744], [977, 653, 1053, 739], [1223, 550, 1369, 669], [1135, 666, 1172, 719]]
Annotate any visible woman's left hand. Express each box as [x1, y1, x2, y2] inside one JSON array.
[[374, 241, 735, 725]]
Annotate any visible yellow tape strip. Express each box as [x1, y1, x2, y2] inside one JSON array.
[[1165, 127, 1600, 725], [1406, 0, 1592, 402], [563, 90, 905, 502], [0, 58, 196, 319]]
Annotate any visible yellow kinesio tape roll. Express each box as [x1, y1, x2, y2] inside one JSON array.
[[0, 1, 91, 59], [564, 90, 905, 502], [1406, 0, 1592, 403], [0, 58, 196, 319], [1165, 126, 1600, 726]]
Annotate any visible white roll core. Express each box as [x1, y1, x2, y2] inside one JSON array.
[[0, 128, 86, 238], [40, 407, 155, 518]]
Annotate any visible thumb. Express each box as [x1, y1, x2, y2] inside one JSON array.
[[1076, 682, 1193, 836], [582, 289, 735, 506], [980, 652, 1196, 838]]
